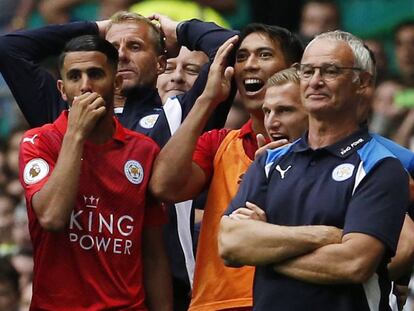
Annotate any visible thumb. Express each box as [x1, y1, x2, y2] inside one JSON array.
[[224, 66, 234, 82], [256, 133, 266, 148]]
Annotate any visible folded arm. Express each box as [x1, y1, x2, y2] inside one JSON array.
[[273, 232, 385, 284], [219, 215, 342, 266]]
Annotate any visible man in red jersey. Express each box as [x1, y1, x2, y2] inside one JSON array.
[[18, 35, 171, 311]]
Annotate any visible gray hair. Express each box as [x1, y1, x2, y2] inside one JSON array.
[[308, 30, 375, 83], [267, 68, 300, 87]]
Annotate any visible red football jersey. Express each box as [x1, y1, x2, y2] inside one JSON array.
[[19, 111, 166, 311]]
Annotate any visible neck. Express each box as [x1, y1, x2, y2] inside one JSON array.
[[87, 112, 115, 144], [250, 110, 268, 137], [307, 116, 359, 149], [114, 94, 126, 108]]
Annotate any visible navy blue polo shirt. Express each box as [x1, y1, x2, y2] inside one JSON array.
[[226, 128, 409, 311]]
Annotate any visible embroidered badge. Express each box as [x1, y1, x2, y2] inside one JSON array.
[[332, 163, 354, 182], [124, 160, 144, 184], [23, 158, 49, 184], [139, 114, 159, 129]]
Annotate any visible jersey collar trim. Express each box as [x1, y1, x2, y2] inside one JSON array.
[[292, 127, 371, 158]]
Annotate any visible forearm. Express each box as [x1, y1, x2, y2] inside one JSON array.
[[273, 233, 385, 285], [178, 19, 238, 57], [0, 22, 98, 60], [150, 95, 215, 202], [32, 132, 84, 231], [143, 227, 173, 311], [219, 217, 342, 266], [388, 215, 414, 281]]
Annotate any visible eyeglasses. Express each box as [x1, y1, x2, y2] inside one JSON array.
[[294, 63, 362, 81]]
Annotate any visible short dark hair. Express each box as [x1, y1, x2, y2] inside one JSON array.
[[58, 35, 119, 72], [240, 23, 304, 65]]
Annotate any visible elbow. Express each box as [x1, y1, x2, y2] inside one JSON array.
[[149, 178, 180, 204], [37, 213, 67, 232], [346, 260, 377, 283]]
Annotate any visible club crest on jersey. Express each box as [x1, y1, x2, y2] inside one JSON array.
[[23, 158, 49, 184], [124, 160, 144, 185], [332, 163, 354, 182], [139, 114, 159, 129]]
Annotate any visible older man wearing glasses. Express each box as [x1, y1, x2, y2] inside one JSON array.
[[219, 30, 409, 311]]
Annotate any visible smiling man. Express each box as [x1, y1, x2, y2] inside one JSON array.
[[157, 46, 209, 104], [219, 30, 409, 311], [150, 24, 303, 310]]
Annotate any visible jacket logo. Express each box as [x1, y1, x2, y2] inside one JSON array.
[[275, 165, 292, 179]]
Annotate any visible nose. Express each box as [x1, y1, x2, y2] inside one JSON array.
[[118, 43, 128, 61], [266, 112, 281, 129], [80, 75, 93, 94], [170, 67, 185, 83], [308, 68, 324, 88], [244, 54, 259, 70]]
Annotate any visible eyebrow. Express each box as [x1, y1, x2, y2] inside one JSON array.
[[237, 46, 275, 53]]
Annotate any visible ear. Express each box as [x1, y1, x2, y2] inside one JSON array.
[[57, 79, 68, 101], [156, 54, 167, 75], [114, 73, 123, 93], [356, 71, 373, 95]]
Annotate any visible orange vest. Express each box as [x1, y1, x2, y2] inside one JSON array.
[[189, 130, 255, 311]]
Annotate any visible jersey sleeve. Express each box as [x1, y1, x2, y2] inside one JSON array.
[[343, 157, 409, 256], [177, 19, 238, 131], [225, 154, 269, 215], [192, 128, 230, 181], [19, 129, 57, 208]]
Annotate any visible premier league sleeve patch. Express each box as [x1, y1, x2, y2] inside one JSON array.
[[124, 160, 144, 184], [23, 158, 49, 185]]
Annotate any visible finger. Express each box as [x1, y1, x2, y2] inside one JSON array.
[[224, 67, 234, 82], [257, 133, 266, 148], [266, 139, 289, 149], [229, 213, 249, 220], [254, 146, 267, 159], [88, 95, 106, 110], [74, 92, 92, 103], [232, 207, 254, 217], [214, 35, 239, 66], [147, 14, 158, 20], [245, 201, 266, 217], [254, 139, 289, 159]]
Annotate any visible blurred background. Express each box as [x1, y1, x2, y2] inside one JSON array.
[[1, 1, 414, 310]]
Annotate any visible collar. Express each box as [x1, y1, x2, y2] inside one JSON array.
[[238, 119, 254, 138], [119, 86, 163, 129], [292, 127, 371, 158], [124, 86, 162, 109], [54, 111, 127, 144]]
